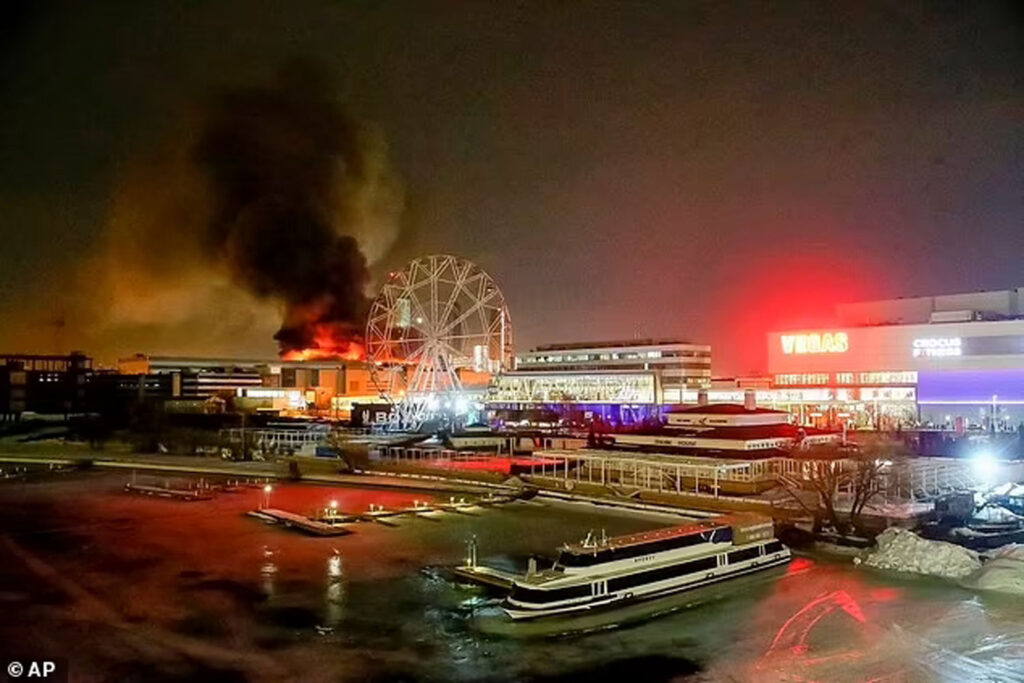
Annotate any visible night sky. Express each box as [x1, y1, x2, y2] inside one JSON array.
[[1, 1, 1021, 373]]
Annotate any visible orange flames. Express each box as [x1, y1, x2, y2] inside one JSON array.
[[280, 323, 366, 362]]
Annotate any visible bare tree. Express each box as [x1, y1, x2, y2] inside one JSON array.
[[780, 437, 908, 537], [847, 435, 911, 535], [779, 448, 849, 534]]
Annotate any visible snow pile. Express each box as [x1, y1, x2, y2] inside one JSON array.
[[974, 505, 1023, 524], [856, 528, 981, 580], [963, 544, 1024, 595], [987, 482, 1024, 497]]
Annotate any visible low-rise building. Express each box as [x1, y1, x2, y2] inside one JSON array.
[[116, 354, 379, 416], [491, 338, 711, 425], [0, 352, 92, 418]]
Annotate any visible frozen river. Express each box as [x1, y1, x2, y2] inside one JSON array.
[[0, 471, 1021, 681]]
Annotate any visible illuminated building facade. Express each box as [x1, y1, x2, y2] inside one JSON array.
[[767, 288, 1024, 430], [492, 339, 711, 425], [515, 339, 711, 396], [117, 355, 378, 416]]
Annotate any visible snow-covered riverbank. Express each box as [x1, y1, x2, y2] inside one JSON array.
[[855, 528, 981, 579]]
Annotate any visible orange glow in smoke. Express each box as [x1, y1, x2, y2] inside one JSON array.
[[281, 323, 366, 362]]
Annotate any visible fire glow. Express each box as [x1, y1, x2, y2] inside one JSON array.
[[281, 323, 366, 362]]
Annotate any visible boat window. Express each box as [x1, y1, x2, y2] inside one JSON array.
[[555, 551, 602, 568], [607, 556, 718, 592], [727, 546, 761, 564], [509, 583, 592, 604], [763, 540, 784, 554]]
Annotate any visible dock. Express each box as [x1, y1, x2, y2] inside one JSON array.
[[124, 483, 212, 501], [452, 564, 520, 590], [247, 508, 353, 536]]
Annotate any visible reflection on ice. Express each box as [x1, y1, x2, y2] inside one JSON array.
[[701, 557, 1024, 682], [5, 475, 1024, 682], [324, 550, 345, 627], [260, 545, 277, 596]]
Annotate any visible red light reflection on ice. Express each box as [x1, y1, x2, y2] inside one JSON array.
[[868, 587, 899, 603], [787, 557, 815, 574], [755, 590, 868, 677]]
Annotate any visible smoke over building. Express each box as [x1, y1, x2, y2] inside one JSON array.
[[194, 61, 383, 358], [30, 61, 402, 362]]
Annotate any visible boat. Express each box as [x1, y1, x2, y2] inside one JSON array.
[[503, 513, 790, 620]]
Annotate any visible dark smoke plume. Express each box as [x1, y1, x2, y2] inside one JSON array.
[[193, 61, 378, 354], [16, 60, 402, 362]]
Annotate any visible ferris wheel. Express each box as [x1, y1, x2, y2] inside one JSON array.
[[365, 254, 513, 429]]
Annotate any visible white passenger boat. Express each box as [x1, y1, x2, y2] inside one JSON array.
[[503, 514, 790, 620]]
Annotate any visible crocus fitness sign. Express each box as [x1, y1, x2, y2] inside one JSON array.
[[912, 337, 962, 358], [781, 332, 849, 355]]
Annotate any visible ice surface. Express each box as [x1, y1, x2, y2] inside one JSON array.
[[963, 544, 1024, 596]]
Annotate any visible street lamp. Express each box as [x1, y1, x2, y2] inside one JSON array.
[[262, 484, 273, 510]]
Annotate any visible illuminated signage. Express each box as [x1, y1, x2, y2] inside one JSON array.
[[780, 332, 849, 355], [775, 371, 918, 387], [912, 337, 962, 358], [774, 373, 830, 386], [857, 371, 918, 385]]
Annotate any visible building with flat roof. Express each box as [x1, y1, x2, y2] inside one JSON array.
[[766, 288, 1024, 430], [514, 338, 711, 396], [116, 354, 379, 416], [492, 338, 712, 425], [0, 352, 92, 418]]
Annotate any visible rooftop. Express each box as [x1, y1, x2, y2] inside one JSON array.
[[563, 517, 731, 554], [120, 354, 369, 370], [665, 403, 787, 416], [622, 422, 837, 441], [531, 338, 703, 352]]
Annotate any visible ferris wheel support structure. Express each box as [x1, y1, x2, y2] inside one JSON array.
[[364, 254, 513, 430]]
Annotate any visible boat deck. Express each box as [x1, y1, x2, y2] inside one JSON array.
[[564, 518, 726, 554]]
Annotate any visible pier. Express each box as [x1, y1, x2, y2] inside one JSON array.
[[452, 564, 520, 590], [450, 536, 522, 590], [123, 482, 213, 501], [247, 508, 353, 536]]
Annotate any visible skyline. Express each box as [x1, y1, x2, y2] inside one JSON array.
[[1, 1, 1021, 373]]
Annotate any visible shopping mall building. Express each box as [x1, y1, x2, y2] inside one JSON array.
[[764, 288, 1024, 430], [489, 338, 711, 424]]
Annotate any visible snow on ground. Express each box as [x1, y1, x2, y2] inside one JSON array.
[[860, 500, 933, 517], [963, 545, 1024, 596], [856, 528, 981, 579], [974, 504, 1024, 523], [988, 482, 1024, 498]]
